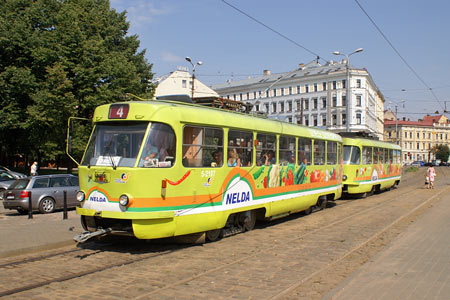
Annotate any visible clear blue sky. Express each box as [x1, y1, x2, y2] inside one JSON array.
[[110, 0, 450, 120]]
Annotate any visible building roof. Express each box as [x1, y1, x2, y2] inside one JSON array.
[[211, 60, 353, 90], [384, 115, 449, 127]]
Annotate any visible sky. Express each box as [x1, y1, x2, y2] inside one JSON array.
[[110, 0, 450, 120]]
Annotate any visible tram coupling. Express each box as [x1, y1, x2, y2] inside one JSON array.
[[74, 228, 112, 243]]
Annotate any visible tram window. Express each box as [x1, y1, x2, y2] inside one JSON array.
[[228, 130, 253, 167], [298, 138, 312, 165], [382, 149, 388, 163], [373, 148, 381, 164], [362, 146, 373, 164], [313, 140, 326, 165], [82, 121, 147, 167], [343, 146, 360, 165], [182, 126, 223, 168], [138, 123, 176, 168], [279, 136, 296, 166], [388, 149, 393, 163], [256, 133, 277, 166], [327, 141, 337, 165]]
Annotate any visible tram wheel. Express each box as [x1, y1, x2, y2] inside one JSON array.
[[206, 229, 222, 242], [243, 211, 256, 231], [303, 207, 312, 215], [317, 197, 327, 210]]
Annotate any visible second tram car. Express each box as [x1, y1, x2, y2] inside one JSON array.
[[342, 137, 402, 197], [72, 100, 343, 242]]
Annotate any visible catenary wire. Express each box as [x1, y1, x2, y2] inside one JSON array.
[[354, 0, 445, 112]]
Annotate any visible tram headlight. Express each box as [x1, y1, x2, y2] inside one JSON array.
[[119, 194, 129, 206], [343, 175, 347, 181], [76, 191, 85, 202]]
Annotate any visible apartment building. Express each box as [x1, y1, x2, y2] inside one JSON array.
[[211, 59, 385, 139], [384, 114, 450, 163]]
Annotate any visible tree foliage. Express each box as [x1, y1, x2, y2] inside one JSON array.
[[0, 0, 154, 166], [435, 144, 449, 163]]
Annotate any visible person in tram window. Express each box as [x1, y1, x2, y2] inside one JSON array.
[[228, 149, 240, 167]]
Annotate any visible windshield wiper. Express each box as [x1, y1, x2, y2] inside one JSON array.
[[104, 137, 117, 170]]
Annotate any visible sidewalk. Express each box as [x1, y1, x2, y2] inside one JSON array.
[[324, 188, 450, 300], [0, 206, 83, 258]]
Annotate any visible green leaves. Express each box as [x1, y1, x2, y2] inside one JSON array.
[[0, 0, 155, 165]]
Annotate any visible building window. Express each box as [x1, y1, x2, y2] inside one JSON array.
[[281, 88, 284, 96], [239, 93, 242, 101], [417, 132, 420, 138], [356, 113, 362, 124], [314, 83, 318, 92], [322, 82, 327, 91], [322, 97, 326, 109], [272, 102, 277, 113], [322, 115, 327, 126], [356, 95, 361, 106], [342, 79, 346, 89], [342, 95, 347, 106], [417, 143, 420, 149], [253, 91, 257, 99], [296, 99, 300, 111], [255, 104, 260, 111], [313, 115, 318, 126], [313, 98, 318, 110], [246, 92, 250, 100], [410, 132, 412, 138], [273, 89, 277, 97], [305, 85, 309, 93], [289, 86, 292, 95], [332, 81, 337, 89], [304, 99, 309, 110], [266, 90, 269, 98], [280, 102, 284, 112], [423, 132, 425, 138], [405, 132, 407, 138], [332, 114, 337, 125], [356, 79, 361, 88], [304, 116, 309, 126], [287, 101, 292, 112], [265, 103, 269, 112], [297, 85, 301, 94], [342, 113, 347, 125], [182, 80, 187, 88], [428, 133, 431, 139], [332, 96, 337, 107]]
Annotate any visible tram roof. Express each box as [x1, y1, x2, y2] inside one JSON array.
[[93, 100, 342, 142], [342, 137, 401, 150]]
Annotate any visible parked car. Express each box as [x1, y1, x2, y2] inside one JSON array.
[[411, 161, 423, 167], [439, 161, 449, 166], [0, 170, 17, 191], [0, 166, 27, 179], [2, 174, 79, 214]]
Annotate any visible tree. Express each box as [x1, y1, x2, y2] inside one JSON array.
[[435, 144, 450, 163], [0, 0, 154, 167]]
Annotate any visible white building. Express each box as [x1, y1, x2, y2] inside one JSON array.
[[154, 67, 219, 101], [211, 60, 385, 139]]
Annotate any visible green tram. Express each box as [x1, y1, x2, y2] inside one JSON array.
[[70, 100, 343, 242], [342, 137, 402, 197]]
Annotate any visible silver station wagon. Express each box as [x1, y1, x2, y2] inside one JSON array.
[[2, 174, 79, 214]]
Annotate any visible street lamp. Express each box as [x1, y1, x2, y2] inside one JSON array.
[[332, 48, 363, 132], [185, 56, 203, 102]]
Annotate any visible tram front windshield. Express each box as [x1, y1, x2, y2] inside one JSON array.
[[81, 122, 147, 167], [343, 145, 361, 165]]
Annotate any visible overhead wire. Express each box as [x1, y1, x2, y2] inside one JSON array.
[[221, 0, 328, 64], [354, 0, 445, 112]]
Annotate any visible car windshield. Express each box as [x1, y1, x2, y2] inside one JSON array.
[[81, 122, 148, 167], [9, 179, 29, 189], [0, 171, 14, 181]]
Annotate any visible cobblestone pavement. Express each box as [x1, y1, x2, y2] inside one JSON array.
[[0, 167, 448, 300]]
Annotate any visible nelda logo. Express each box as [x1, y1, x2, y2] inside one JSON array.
[[223, 177, 253, 206], [83, 190, 121, 212]]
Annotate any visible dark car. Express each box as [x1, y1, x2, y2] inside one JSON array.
[[2, 174, 79, 214], [439, 161, 448, 166]]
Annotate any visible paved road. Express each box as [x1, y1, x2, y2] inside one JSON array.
[[0, 167, 449, 299]]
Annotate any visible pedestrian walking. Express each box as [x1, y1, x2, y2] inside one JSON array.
[[30, 161, 38, 176], [426, 164, 436, 189]]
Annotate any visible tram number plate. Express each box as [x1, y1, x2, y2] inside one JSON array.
[[109, 104, 129, 119]]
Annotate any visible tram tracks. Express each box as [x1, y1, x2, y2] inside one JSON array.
[[0, 169, 443, 299]]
